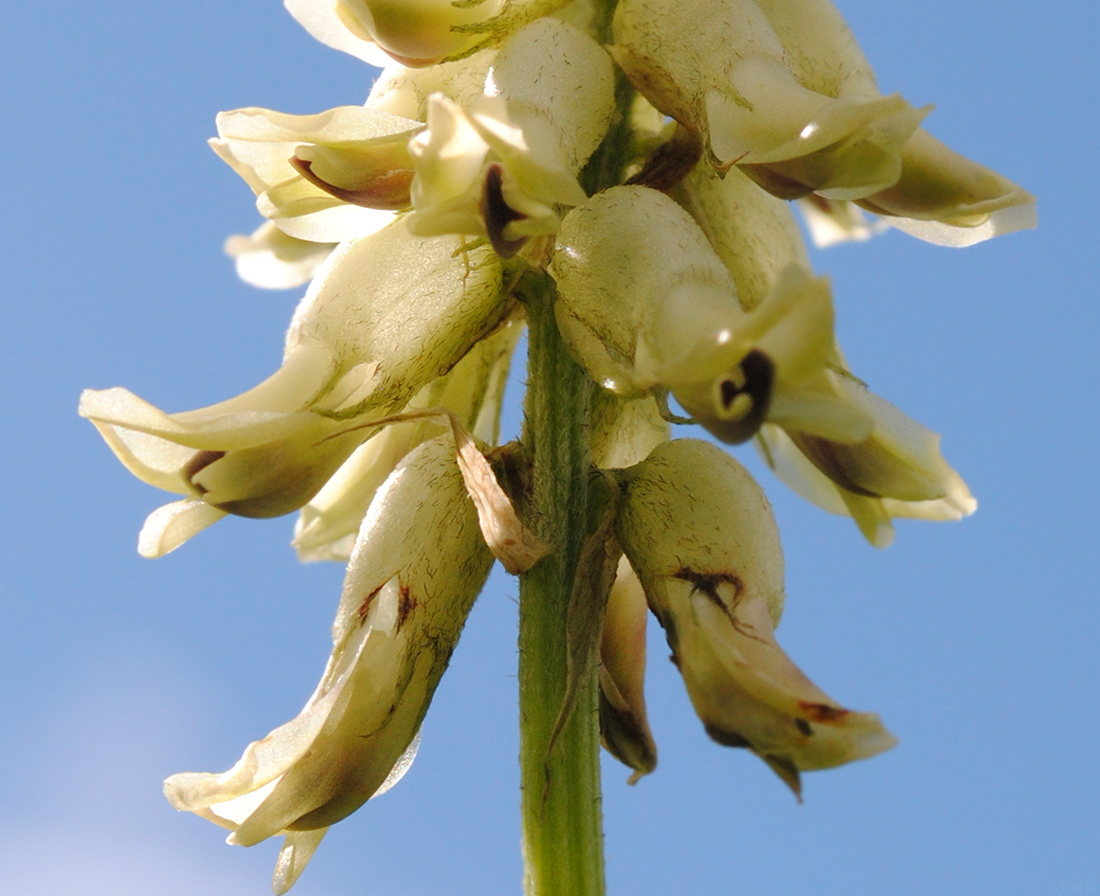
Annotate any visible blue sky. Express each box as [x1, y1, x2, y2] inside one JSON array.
[[2, 1, 1097, 895]]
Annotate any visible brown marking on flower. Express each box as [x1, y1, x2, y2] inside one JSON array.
[[716, 350, 773, 441], [673, 568, 744, 605], [357, 584, 384, 625], [396, 583, 417, 631], [740, 162, 816, 200], [480, 163, 527, 259], [291, 155, 414, 211], [788, 433, 881, 498], [703, 722, 752, 749], [625, 125, 703, 193], [672, 568, 768, 642], [182, 450, 226, 495], [799, 701, 849, 723], [795, 718, 814, 737]]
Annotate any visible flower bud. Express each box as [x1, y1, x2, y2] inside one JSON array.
[[164, 436, 494, 890], [80, 219, 506, 552], [615, 439, 896, 794]]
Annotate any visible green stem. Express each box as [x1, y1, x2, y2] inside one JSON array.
[[518, 274, 603, 896], [515, 6, 634, 887]]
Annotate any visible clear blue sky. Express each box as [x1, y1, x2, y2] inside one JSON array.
[[2, 1, 1096, 894]]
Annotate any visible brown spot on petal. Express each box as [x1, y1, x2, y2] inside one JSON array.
[[795, 718, 814, 737], [480, 163, 527, 259], [713, 350, 774, 444], [799, 701, 850, 723], [788, 434, 881, 498], [740, 163, 816, 200], [625, 125, 703, 193], [396, 583, 417, 630], [291, 155, 414, 211], [357, 584, 384, 625], [703, 722, 752, 749], [182, 450, 225, 495]]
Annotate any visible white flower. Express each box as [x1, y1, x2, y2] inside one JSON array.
[[614, 439, 897, 796], [553, 185, 861, 443], [293, 318, 522, 562], [211, 105, 420, 242], [337, 0, 505, 67], [80, 219, 507, 555], [406, 18, 615, 255], [757, 374, 977, 548], [164, 435, 495, 893], [611, 0, 925, 198]]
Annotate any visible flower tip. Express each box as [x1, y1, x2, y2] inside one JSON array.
[[138, 500, 227, 558]]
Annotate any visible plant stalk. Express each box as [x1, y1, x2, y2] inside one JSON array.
[[518, 274, 604, 896]]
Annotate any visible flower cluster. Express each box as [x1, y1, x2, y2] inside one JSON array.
[[81, 0, 1032, 890]]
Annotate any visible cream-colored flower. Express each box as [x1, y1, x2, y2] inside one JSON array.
[[553, 185, 862, 443], [756, 373, 977, 548], [80, 220, 507, 556], [293, 318, 521, 562], [611, 0, 925, 198], [406, 18, 614, 255], [599, 555, 658, 783], [614, 439, 896, 795], [164, 436, 495, 893], [211, 104, 420, 242], [665, 166, 974, 543]]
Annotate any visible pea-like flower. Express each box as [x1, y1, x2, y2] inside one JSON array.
[[407, 18, 615, 255], [294, 318, 522, 562], [553, 185, 862, 443], [211, 104, 419, 242], [612, 0, 1034, 246], [164, 435, 495, 893], [614, 438, 896, 795], [285, 0, 505, 67], [80, 219, 507, 555], [612, 0, 925, 199]]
